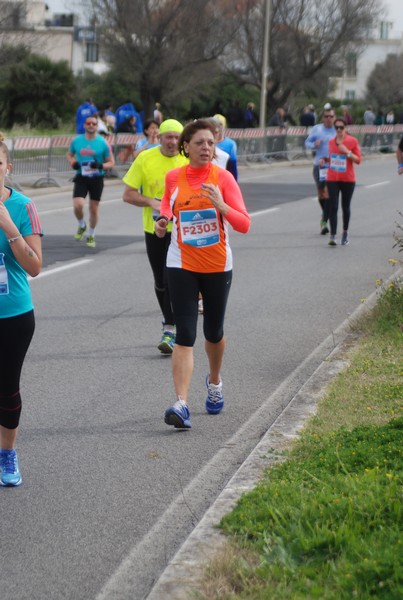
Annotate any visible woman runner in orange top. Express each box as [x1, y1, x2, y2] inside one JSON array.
[[155, 119, 250, 429]]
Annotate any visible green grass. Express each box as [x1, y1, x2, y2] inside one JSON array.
[[4, 123, 75, 137], [196, 279, 403, 600]]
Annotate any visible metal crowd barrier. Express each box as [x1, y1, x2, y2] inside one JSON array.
[[7, 133, 142, 188], [5, 126, 403, 188], [227, 124, 403, 164]]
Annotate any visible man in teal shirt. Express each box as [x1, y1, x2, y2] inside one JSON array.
[[67, 116, 115, 248]]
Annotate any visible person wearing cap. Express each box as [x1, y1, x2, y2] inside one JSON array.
[[122, 119, 188, 354], [213, 114, 238, 180], [305, 106, 336, 234], [154, 119, 250, 429]]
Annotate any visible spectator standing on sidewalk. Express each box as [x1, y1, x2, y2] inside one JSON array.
[[67, 116, 115, 249], [300, 105, 316, 127], [268, 107, 286, 128], [363, 106, 376, 125], [132, 119, 160, 160], [0, 132, 43, 486], [341, 106, 353, 125], [305, 107, 336, 234], [153, 103, 163, 125], [122, 119, 188, 354], [243, 102, 259, 128], [226, 100, 244, 128]]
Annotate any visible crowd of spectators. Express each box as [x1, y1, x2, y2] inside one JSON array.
[[76, 98, 403, 139]]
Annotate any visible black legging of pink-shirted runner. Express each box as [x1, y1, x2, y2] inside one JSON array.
[[326, 181, 355, 235]]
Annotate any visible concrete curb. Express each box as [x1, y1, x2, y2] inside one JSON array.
[[145, 268, 402, 600]]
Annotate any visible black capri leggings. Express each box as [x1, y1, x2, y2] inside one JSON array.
[[0, 310, 35, 430], [145, 231, 175, 325], [167, 268, 232, 347], [326, 181, 355, 235]]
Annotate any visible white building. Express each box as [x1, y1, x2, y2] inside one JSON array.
[[330, 19, 403, 101], [0, 0, 108, 74]]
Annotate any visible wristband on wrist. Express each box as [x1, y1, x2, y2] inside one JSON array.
[[8, 234, 22, 244], [398, 164, 403, 169]]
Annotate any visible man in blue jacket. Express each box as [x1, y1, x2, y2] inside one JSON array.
[[76, 98, 98, 134], [115, 102, 143, 134]]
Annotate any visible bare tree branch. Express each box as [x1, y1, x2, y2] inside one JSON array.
[[86, 0, 240, 116], [226, 0, 384, 113]]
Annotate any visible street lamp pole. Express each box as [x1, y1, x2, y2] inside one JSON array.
[[259, 0, 271, 128]]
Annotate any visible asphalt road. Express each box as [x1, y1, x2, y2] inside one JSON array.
[[1, 155, 401, 600]]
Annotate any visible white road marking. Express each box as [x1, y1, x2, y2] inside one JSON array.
[[29, 259, 93, 280], [250, 207, 280, 217], [364, 181, 390, 189]]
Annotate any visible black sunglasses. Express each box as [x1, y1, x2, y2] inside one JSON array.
[[335, 125, 345, 130]]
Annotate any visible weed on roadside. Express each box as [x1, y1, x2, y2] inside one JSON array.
[[216, 419, 402, 600], [195, 281, 403, 600]]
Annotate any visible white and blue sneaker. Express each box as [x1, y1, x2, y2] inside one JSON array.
[[205, 376, 224, 415], [158, 331, 175, 354], [0, 449, 22, 487], [164, 400, 192, 429]]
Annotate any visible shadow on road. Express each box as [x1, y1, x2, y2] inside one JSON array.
[[42, 234, 143, 269]]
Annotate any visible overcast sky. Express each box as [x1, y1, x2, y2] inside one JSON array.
[[45, 0, 403, 35], [385, 0, 403, 35]]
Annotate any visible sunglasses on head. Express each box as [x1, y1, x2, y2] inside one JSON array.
[[335, 125, 345, 130]]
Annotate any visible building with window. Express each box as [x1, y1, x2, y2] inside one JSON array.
[[329, 20, 403, 101], [0, 0, 108, 74]]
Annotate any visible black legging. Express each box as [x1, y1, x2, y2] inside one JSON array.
[[167, 268, 232, 347], [326, 181, 355, 235], [0, 310, 35, 430], [144, 231, 175, 325]]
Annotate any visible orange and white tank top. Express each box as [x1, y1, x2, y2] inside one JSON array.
[[166, 164, 232, 272]]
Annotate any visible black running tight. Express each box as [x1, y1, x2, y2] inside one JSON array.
[[326, 181, 355, 235], [144, 232, 175, 325], [167, 268, 232, 347], [0, 310, 35, 429]]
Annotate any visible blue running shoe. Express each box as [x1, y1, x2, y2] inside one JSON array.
[[341, 231, 349, 245], [158, 331, 175, 354], [164, 401, 192, 429], [0, 449, 22, 487], [205, 375, 224, 414]]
